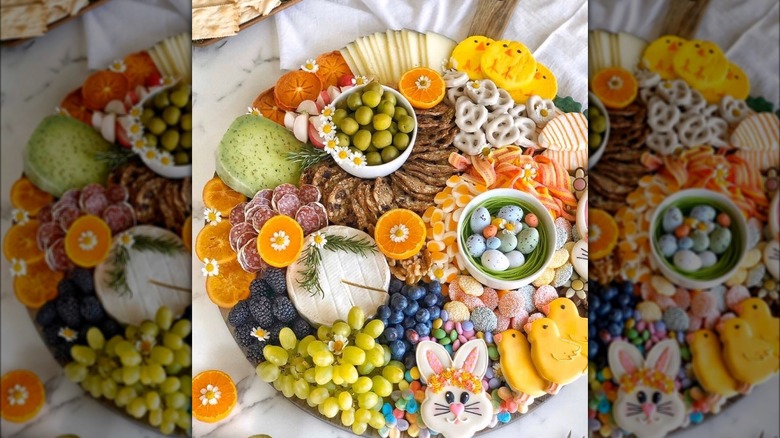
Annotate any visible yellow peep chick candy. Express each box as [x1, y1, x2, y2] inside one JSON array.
[[542, 297, 587, 358], [527, 317, 587, 394], [687, 329, 739, 399], [719, 317, 779, 390], [451, 35, 494, 80], [480, 40, 537, 90], [699, 62, 751, 103], [672, 40, 729, 89], [642, 35, 687, 79], [508, 62, 558, 104], [494, 329, 549, 404], [736, 297, 779, 358]]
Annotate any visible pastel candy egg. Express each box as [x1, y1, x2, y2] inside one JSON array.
[[497, 205, 523, 223], [678, 236, 694, 250], [699, 251, 717, 268], [658, 234, 678, 257], [716, 212, 731, 227], [690, 205, 716, 222], [486, 237, 501, 250], [709, 227, 731, 254], [662, 207, 684, 232], [466, 234, 487, 257], [516, 227, 539, 254], [673, 249, 702, 272], [505, 250, 525, 268], [470, 207, 491, 234], [497, 230, 518, 252], [481, 249, 510, 272], [691, 230, 710, 252], [524, 213, 538, 228]]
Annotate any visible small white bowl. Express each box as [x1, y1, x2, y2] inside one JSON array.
[[141, 155, 192, 179], [588, 91, 609, 170], [331, 85, 417, 179], [456, 189, 556, 290], [769, 191, 779, 237], [649, 189, 748, 290]]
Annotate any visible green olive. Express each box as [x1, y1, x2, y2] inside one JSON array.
[[180, 113, 192, 131], [180, 131, 192, 149], [174, 151, 189, 165], [366, 151, 383, 166], [332, 109, 348, 125], [589, 132, 602, 149], [336, 132, 350, 147], [140, 108, 155, 124], [143, 133, 158, 148], [362, 90, 381, 108], [381, 93, 397, 106], [153, 92, 170, 109], [387, 121, 398, 135], [393, 132, 410, 150], [347, 93, 363, 111], [355, 106, 374, 126], [336, 100, 348, 111], [381, 146, 400, 163], [353, 130, 372, 151], [162, 106, 181, 126], [170, 90, 189, 108], [373, 113, 392, 131], [591, 116, 607, 133], [363, 82, 384, 96], [377, 101, 395, 117], [372, 130, 393, 149], [365, 144, 378, 153], [146, 117, 167, 135], [392, 106, 408, 121], [589, 106, 601, 118], [339, 117, 359, 135], [398, 115, 415, 133], [161, 130, 180, 151]]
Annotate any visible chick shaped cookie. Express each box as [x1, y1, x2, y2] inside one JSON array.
[[699, 62, 751, 103], [642, 35, 687, 79], [736, 297, 779, 358], [494, 329, 549, 412], [687, 329, 739, 402], [719, 317, 779, 391], [508, 62, 558, 104], [481, 40, 537, 90], [451, 35, 495, 80], [526, 317, 587, 394], [672, 40, 729, 89]]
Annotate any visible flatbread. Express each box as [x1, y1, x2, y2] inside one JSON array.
[[260, 0, 280, 15], [43, 0, 70, 23], [192, 4, 239, 40], [1, 3, 47, 40], [70, 0, 88, 15], [238, 0, 262, 24], [193, 0, 236, 7]]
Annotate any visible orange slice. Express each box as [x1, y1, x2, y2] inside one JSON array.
[[192, 370, 237, 423], [81, 70, 130, 111], [63, 215, 112, 268], [591, 68, 638, 109], [1, 370, 45, 423], [315, 51, 352, 88], [123, 51, 159, 88], [256, 215, 304, 268], [60, 88, 94, 125], [10, 177, 53, 216], [252, 87, 286, 126], [202, 176, 247, 216], [182, 215, 192, 252], [274, 70, 323, 112], [589, 208, 618, 260], [398, 67, 446, 109], [374, 209, 426, 260], [205, 258, 253, 308], [3, 220, 44, 263], [13, 259, 63, 308], [195, 220, 233, 263]]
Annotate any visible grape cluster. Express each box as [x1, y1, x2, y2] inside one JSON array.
[[64, 306, 192, 436], [588, 280, 638, 366], [256, 307, 395, 436], [375, 278, 444, 369]]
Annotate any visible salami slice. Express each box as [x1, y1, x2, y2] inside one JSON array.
[[51, 198, 78, 219], [78, 183, 105, 208], [37, 203, 53, 222], [245, 194, 271, 213], [295, 205, 321, 235], [82, 191, 109, 216], [57, 205, 83, 232], [37, 221, 65, 251], [106, 184, 129, 203], [272, 183, 299, 209], [250, 208, 278, 232], [238, 238, 266, 273], [310, 202, 329, 229], [102, 203, 136, 234], [299, 184, 321, 204], [229, 222, 256, 252], [229, 202, 248, 225], [275, 193, 301, 217], [59, 188, 80, 205], [45, 238, 72, 271], [257, 189, 273, 203]]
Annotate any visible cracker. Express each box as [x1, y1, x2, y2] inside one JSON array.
[[192, 4, 239, 40], [193, 0, 235, 7], [43, 0, 69, 23], [1, 3, 46, 40], [70, 0, 88, 15]]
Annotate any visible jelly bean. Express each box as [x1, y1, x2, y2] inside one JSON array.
[[399, 380, 409, 391], [432, 319, 443, 329], [485, 367, 494, 379], [498, 386, 513, 400], [379, 425, 390, 438], [524, 214, 538, 228], [452, 340, 461, 350], [497, 411, 512, 423], [690, 411, 704, 424], [382, 403, 393, 415], [440, 310, 449, 321], [397, 419, 410, 431], [455, 322, 463, 334], [675, 224, 690, 238], [484, 331, 493, 344], [464, 330, 475, 338], [449, 330, 458, 341], [419, 429, 430, 438], [462, 320, 474, 331], [391, 390, 401, 400], [396, 399, 407, 410], [440, 337, 451, 346], [716, 212, 731, 227], [489, 378, 501, 389], [405, 370, 413, 381], [402, 389, 414, 400], [443, 320, 455, 332], [444, 344, 453, 355], [488, 346, 498, 361], [589, 419, 602, 430], [636, 320, 646, 331], [406, 399, 418, 414], [408, 424, 420, 437], [386, 415, 397, 426], [410, 367, 421, 380], [433, 329, 446, 339]]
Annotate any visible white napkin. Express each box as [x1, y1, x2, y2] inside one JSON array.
[[590, 0, 780, 107], [274, 0, 588, 105], [83, 0, 190, 70]]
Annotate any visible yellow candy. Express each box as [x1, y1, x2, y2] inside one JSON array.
[[642, 35, 687, 79], [672, 40, 729, 89], [481, 40, 537, 90], [602, 367, 612, 381], [699, 62, 750, 103], [410, 367, 420, 380], [451, 35, 495, 80], [398, 380, 409, 391], [408, 424, 420, 437], [532, 267, 556, 287], [507, 62, 558, 104], [432, 319, 443, 330]]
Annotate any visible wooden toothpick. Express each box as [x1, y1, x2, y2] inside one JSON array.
[[341, 280, 386, 293], [149, 279, 190, 293]]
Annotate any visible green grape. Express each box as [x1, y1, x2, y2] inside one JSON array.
[[165, 363, 183, 375], [123, 365, 141, 385], [371, 375, 392, 397], [352, 376, 373, 394], [128, 397, 148, 418], [116, 386, 137, 407], [363, 319, 385, 339], [293, 378, 310, 399], [140, 365, 152, 385], [64, 362, 87, 383], [279, 327, 298, 351], [331, 368, 344, 386], [337, 363, 359, 384], [150, 346, 174, 366], [155, 306, 173, 330], [173, 347, 191, 368], [160, 376, 180, 394], [369, 410, 386, 429], [356, 362, 374, 376], [140, 320, 159, 338], [382, 364, 404, 383], [331, 321, 351, 338], [314, 365, 333, 385], [324, 381, 337, 393], [306, 398, 317, 408], [162, 332, 183, 351], [145, 391, 162, 410], [125, 325, 138, 340], [355, 407, 372, 423], [111, 368, 123, 383], [115, 340, 134, 357], [365, 345, 385, 368], [308, 386, 330, 405], [162, 407, 179, 423], [148, 408, 163, 427], [71, 345, 96, 366], [159, 421, 175, 435], [337, 391, 353, 410], [120, 350, 142, 367], [381, 344, 392, 366], [264, 345, 289, 366], [341, 408, 355, 427], [303, 367, 316, 384], [297, 335, 315, 357], [351, 421, 368, 435], [306, 340, 327, 356], [86, 327, 105, 350], [101, 378, 118, 400], [347, 307, 365, 330], [175, 410, 191, 431], [257, 362, 280, 383], [87, 376, 103, 398], [165, 392, 186, 409], [342, 346, 365, 366], [312, 350, 334, 367], [316, 325, 331, 341], [354, 333, 376, 351], [148, 363, 166, 384], [179, 375, 192, 397], [105, 335, 123, 357], [171, 319, 191, 338], [280, 375, 295, 398], [321, 397, 340, 418], [357, 391, 379, 410]]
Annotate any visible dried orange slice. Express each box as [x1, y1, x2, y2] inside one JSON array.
[[274, 70, 322, 112], [81, 70, 130, 111], [3, 220, 44, 264], [182, 215, 192, 252], [398, 67, 446, 109], [257, 215, 304, 268], [123, 51, 159, 88], [202, 176, 247, 216], [60, 88, 93, 125], [63, 215, 112, 268], [1, 370, 45, 423], [195, 220, 233, 263], [589, 208, 618, 260], [192, 369, 237, 423], [252, 87, 286, 126], [205, 258, 253, 308], [10, 177, 53, 216], [315, 51, 352, 88], [13, 259, 63, 308], [591, 67, 638, 109], [374, 209, 426, 260]]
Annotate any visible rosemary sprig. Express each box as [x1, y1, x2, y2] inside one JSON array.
[[295, 233, 377, 297], [286, 144, 331, 171], [95, 147, 137, 170], [105, 234, 186, 298]]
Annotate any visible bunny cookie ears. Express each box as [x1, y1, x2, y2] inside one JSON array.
[[417, 339, 489, 386]]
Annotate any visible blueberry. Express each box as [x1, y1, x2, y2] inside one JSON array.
[[619, 281, 634, 295], [404, 300, 420, 317], [426, 281, 442, 294], [407, 285, 426, 301], [436, 293, 445, 306], [588, 324, 596, 339], [389, 311, 405, 325], [415, 308, 430, 323], [589, 342, 599, 357], [402, 317, 416, 329], [603, 286, 618, 301], [377, 305, 391, 321], [392, 324, 404, 339], [423, 293, 438, 307], [415, 323, 431, 337], [405, 329, 419, 344], [389, 278, 404, 294], [610, 309, 623, 322], [608, 322, 622, 337], [383, 327, 399, 342], [597, 302, 612, 317], [389, 340, 406, 360], [390, 294, 408, 311], [428, 306, 441, 320], [403, 354, 417, 369], [615, 293, 632, 308]]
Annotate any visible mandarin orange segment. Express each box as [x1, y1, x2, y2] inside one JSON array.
[[252, 87, 287, 126], [589, 208, 619, 260], [123, 51, 159, 88], [192, 369, 237, 423], [398, 67, 446, 110], [1, 370, 45, 423], [274, 70, 323, 112], [10, 178, 54, 216], [591, 67, 638, 109], [205, 258, 253, 308], [13, 259, 63, 308], [256, 215, 304, 268], [63, 215, 112, 268], [195, 220, 233, 263], [202, 176, 247, 216], [3, 220, 44, 264], [374, 209, 426, 260], [59, 88, 93, 125], [81, 70, 130, 111], [315, 51, 352, 88]]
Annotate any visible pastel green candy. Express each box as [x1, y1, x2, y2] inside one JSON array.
[[488, 346, 498, 361], [433, 329, 446, 339]]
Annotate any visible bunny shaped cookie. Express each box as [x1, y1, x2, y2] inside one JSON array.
[[608, 339, 686, 438], [416, 339, 493, 438]]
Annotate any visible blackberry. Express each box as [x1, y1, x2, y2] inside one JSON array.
[[228, 300, 252, 327], [36, 301, 59, 327], [70, 268, 95, 294], [263, 268, 287, 295], [79, 296, 105, 323], [43, 324, 64, 347], [56, 294, 82, 328], [267, 322, 285, 345], [235, 323, 259, 348], [249, 278, 273, 299], [57, 279, 80, 299], [245, 342, 266, 364], [291, 318, 313, 339], [249, 296, 275, 327], [100, 318, 123, 339], [52, 343, 72, 364], [272, 296, 297, 323]]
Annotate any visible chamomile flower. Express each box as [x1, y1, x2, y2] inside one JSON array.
[[389, 224, 409, 243], [11, 209, 29, 225], [320, 103, 336, 122], [311, 232, 327, 249], [442, 57, 458, 71], [58, 327, 78, 342], [126, 119, 144, 138], [333, 146, 350, 164], [7, 384, 28, 406], [131, 136, 147, 153], [199, 384, 221, 406], [323, 136, 339, 154], [415, 75, 432, 90], [118, 232, 135, 249], [247, 107, 263, 116], [467, 80, 481, 90], [202, 258, 219, 277], [301, 59, 319, 73], [157, 151, 174, 167], [54, 106, 70, 116], [204, 208, 222, 226], [142, 147, 159, 161], [352, 75, 369, 86], [128, 104, 144, 118], [318, 121, 337, 140], [108, 59, 126, 73], [78, 231, 98, 251], [270, 231, 290, 251], [9, 259, 26, 277], [251, 326, 270, 342], [328, 334, 349, 355], [348, 151, 367, 168]]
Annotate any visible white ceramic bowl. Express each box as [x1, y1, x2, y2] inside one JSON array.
[[331, 85, 417, 179], [587, 91, 609, 170], [456, 189, 556, 290], [141, 155, 192, 179], [769, 191, 779, 237], [649, 189, 748, 290]]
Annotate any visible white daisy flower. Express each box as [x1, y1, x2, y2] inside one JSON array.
[[202, 258, 219, 277], [58, 326, 78, 342], [251, 327, 270, 342], [352, 75, 369, 86], [9, 259, 26, 277], [323, 137, 339, 154], [128, 104, 144, 118], [301, 59, 319, 73], [415, 75, 432, 90], [328, 334, 349, 355], [142, 147, 159, 161], [467, 80, 481, 90], [118, 232, 135, 249], [311, 232, 327, 249], [247, 107, 263, 116], [131, 136, 147, 153], [442, 57, 458, 71], [54, 106, 70, 116], [348, 151, 367, 168], [126, 119, 144, 139], [389, 224, 409, 243], [7, 384, 28, 406], [12, 209, 29, 225], [317, 121, 337, 140], [199, 384, 221, 406], [320, 103, 336, 121], [78, 231, 98, 251], [157, 152, 174, 167], [270, 231, 290, 251], [333, 146, 350, 164], [204, 208, 222, 226], [135, 333, 157, 354], [108, 59, 126, 73]]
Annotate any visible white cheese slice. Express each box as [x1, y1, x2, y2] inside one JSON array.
[[286, 226, 390, 327], [344, 43, 368, 77], [376, 31, 396, 86], [404, 29, 421, 68], [618, 32, 648, 72], [355, 36, 381, 79], [95, 226, 191, 326], [418, 33, 427, 72], [340, 48, 359, 77], [366, 33, 388, 84], [394, 29, 410, 76], [425, 31, 456, 71], [385, 29, 400, 87]]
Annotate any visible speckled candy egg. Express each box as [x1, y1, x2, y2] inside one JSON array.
[[470, 207, 491, 234], [658, 234, 678, 257], [486, 237, 501, 250], [709, 227, 731, 254], [690, 230, 710, 253], [699, 251, 717, 268], [466, 234, 487, 258], [690, 205, 717, 222], [516, 227, 540, 255], [481, 249, 510, 272], [505, 250, 525, 268], [662, 207, 684, 232], [497, 230, 518, 252], [678, 236, 694, 250], [497, 205, 524, 223], [673, 249, 702, 272]]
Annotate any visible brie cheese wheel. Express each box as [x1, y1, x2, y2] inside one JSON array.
[[95, 226, 191, 326], [286, 226, 390, 327]]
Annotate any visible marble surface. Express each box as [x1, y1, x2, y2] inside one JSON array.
[[190, 2, 590, 438]]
